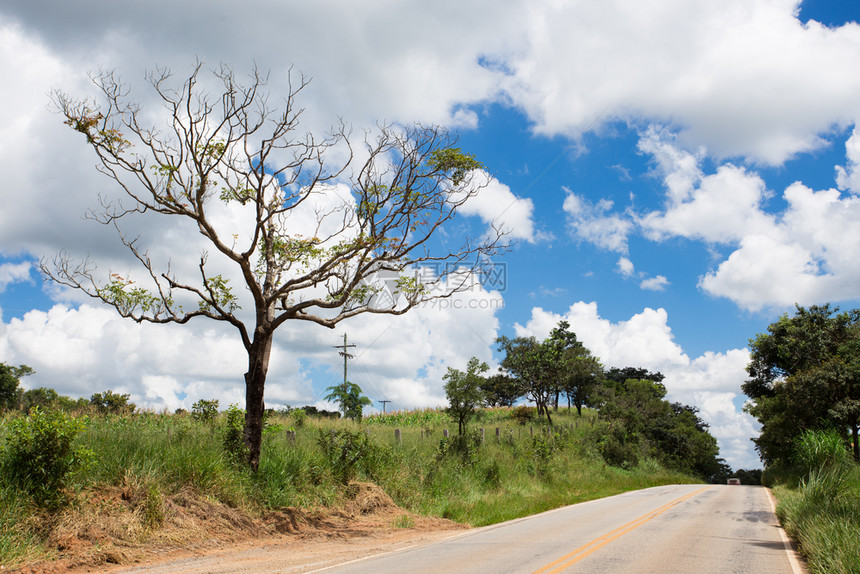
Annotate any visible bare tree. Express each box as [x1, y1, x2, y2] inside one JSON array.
[[45, 62, 506, 469]]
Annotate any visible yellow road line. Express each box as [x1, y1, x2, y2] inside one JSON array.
[[533, 486, 712, 574]]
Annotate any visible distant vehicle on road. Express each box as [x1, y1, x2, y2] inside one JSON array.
[[727, 478, 741, 485]]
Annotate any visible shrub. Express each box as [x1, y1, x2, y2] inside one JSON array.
[[317, 428, 376, 484], [437, 429, 483, 464], [291, 409, 307, 428], [600, 426, 639, 469], [1, 408, 93, 507], [191, 399, 219, 423], [222, 404, 248, 464], [511, 406, 534, 425], [90, 390, 135, 414]]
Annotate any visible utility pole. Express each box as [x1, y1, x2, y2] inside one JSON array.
[[333, 333, 356, 386], [378, 399, 391, 414]]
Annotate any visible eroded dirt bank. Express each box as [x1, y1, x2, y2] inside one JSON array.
[[8, 482, 466, 574]]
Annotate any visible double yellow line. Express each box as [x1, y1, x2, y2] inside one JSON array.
[[533, 486, 712, 574]]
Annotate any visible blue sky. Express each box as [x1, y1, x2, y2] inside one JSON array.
[[3, 0, 860, 470]]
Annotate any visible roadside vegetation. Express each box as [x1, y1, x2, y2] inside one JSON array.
[[744, 305, 860, 574], [767, 429, 860, 574], [1, 402, 702, 569], [0, 319, 733, 569]]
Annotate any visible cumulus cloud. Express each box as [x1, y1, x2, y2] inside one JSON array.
[[565, 128, 860, 311], [638, 128, 776, 243], [700, 182, 860, 310], [1, 269, 505, 414], [456, 171, 546, 243], [514, 302, 759, 469], [563, 189, 632, 253], [501, 0, 860, 164], [0, 262, 32, 292], [617, 257, 635, 278], [836, 126, 860, 193]]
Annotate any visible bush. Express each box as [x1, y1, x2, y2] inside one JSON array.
[[90, 390, 135, 414], [1, 408, 93, 507], [191, 399, 219, 423], [291, 408, 307, 428], [437, 429, 483, 464], [317, 428, 377, 484], [600, 426, 639, 469], [511, 406, 534, 426], [222, 404, 248, 464]]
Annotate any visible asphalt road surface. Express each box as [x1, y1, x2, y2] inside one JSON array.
[[312, 485, 804, 574]]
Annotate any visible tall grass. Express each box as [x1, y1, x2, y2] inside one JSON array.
[[772, 429, 860, 574], [0, 406, 698, 568]]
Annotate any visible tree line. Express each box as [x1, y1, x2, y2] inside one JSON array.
[[0, 366, 135, 415], [444, 320, 732, 482]]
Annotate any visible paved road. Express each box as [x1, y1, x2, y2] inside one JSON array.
[[312, 485, 804, 574]]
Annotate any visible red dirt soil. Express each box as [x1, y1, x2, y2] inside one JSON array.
[[6, 482, 466, 574]]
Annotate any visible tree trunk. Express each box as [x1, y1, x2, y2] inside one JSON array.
[[244, 328, 274, 471]]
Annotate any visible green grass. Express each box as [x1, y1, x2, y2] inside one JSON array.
[[773, 463, 860, 574], [0, 406, 700, 568]]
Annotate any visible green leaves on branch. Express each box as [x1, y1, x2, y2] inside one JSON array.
[[255, 235, 325, 279], [219, 185, 254, 205], [200, 274, 240, 313], [395, 275, 428, 301], [97, 274, 169, 317], [426, 148, 483, 185]]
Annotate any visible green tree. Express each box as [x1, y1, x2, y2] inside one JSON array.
[[191, 398, 220, 422], [46, 63, 505, 470], [20, 387, 60, 413], [444, 357, 488, 435], [479, 370, 523, 407], [497, 321, 580, 425], [562, 348, 602, 416], [324, 381, 372, 421], [0, 364, 33, 411], [743, 304, 860, 464], [596, 376, 723, 479], [90, 390, 135, 414]]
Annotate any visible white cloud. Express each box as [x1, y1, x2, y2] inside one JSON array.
[[617, 257, 635, 278], [563, 189, 632, 253], [0, 262, 32, 292], [501, 0, 860, 164], [514, 302, 760, 469], [640, 275, 669, 291], [1, 268, 504, 413], [638, 128, 776, 244], [836, 126, 860, 193], [630, 130, 860, 311], [457, 171, 546, 243]]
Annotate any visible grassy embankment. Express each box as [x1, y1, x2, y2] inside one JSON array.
[[0, 406, 699, 568], [767, 430, 860, 574]]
